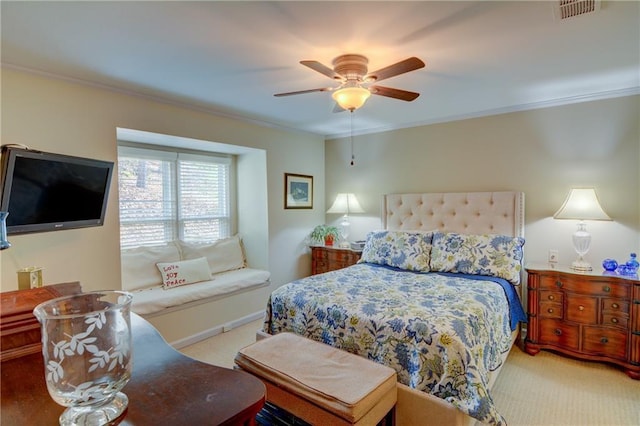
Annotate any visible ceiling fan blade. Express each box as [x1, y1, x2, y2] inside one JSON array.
[[365, 57, 425, 82], [370, 85, 420, 102], [300, 60, 343, 80], [274, 87, 333, 97]]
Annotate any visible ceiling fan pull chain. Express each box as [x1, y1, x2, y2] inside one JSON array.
[[350, 110, 355, 166]]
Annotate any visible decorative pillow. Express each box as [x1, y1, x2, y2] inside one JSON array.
[[358, 230, 432, 272], [156, 257, 212, 289], [429, 232, 525, 284], [179, 235, 246, 275]]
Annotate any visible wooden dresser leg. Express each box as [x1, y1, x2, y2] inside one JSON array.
[[524, 343, 540, 356]]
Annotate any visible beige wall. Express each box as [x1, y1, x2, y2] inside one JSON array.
[[0, 68, 326, 293], [2, 67, 638, 328], [325, 95, 640, 269]]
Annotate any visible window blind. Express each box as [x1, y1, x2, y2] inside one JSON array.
[[118, 146, 231, 248]]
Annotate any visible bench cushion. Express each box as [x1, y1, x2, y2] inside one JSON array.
[[131, 268, 270, 315], [235, 332, 397, 424]]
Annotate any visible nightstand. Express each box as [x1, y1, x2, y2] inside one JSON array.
[[311, 246, 361, 275], [525, 264, 640, 379]]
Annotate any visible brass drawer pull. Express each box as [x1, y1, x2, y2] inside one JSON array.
[[603, 286, 611, 293], [612, 303, 619, 309], [554, 328, 562, 336], [556, 281, 563, 288], [611, 318, 619, 324], [548, 295, 555, 301], [547, 308, 554, 314], [601, 337, 608, 344], [578, 305, 585, 311]]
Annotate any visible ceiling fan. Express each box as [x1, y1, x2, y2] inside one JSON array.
[[274, 54, 426, 111]]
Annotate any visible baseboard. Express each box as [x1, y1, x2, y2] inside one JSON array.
[[170, 310, 265, 349]]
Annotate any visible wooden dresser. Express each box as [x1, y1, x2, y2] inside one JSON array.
[[1, 282, 81, 361], [525, 264, 639, 379], [311, 246, 361, 275]]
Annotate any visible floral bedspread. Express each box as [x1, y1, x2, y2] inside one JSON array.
[[263, 263, 522, 425]]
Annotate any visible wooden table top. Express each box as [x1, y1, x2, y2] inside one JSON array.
[[1, 313, 265, 425]]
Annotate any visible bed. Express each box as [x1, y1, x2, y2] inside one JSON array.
[[262, 192, 526, 425]]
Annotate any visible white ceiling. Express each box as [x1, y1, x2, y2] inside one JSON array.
[[2, 1, 639, 138]]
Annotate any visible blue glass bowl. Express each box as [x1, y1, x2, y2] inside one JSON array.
[[602, 259, 618, 271]]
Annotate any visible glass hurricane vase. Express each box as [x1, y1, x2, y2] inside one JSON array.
[[33, 291, 133, 426]]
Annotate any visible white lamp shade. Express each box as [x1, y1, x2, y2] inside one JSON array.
[[553, 188, 611, 221], [326, 193, 365, 214], [554, 187, 611, 272], [331, 87, 371, 111]]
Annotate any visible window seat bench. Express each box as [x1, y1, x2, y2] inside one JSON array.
[[131, 267, 270, 316], [121, 236, 270, 329]]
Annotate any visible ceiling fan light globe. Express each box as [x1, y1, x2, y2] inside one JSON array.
[[332, 87, 371, 111]]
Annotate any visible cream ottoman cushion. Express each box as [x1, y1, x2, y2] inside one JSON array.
[[235, 332, 397, 425]]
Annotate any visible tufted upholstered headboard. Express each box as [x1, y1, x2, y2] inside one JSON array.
[[382, 192, 525, 238]]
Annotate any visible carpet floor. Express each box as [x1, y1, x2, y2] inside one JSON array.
[[180, 320, 640, 425]]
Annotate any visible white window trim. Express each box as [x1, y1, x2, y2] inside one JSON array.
[[117, 143, 236, 248]]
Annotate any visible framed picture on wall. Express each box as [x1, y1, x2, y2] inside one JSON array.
[[284, 173, 313, 209]]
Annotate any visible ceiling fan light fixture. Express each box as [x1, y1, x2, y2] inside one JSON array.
[[332, 86, 371, 111]]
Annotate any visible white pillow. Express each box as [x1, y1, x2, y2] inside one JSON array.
[[156, 257, 212, 289], [179, 235, 246, 275], [121, 243, 181, 291]]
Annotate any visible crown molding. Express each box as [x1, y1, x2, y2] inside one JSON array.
[[1, 63, 316, 137], [326, 86, 640, 139], [4, 62, 638, 141]]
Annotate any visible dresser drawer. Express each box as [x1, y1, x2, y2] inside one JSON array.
[[583, 327, 628, 360], [313, 249, 328, 260], [314, 259, 329, 271], [601, 313, 628, 329], [331, 260, 352, 269], [326, 251, 353, 263], [332, 253, 360, 265], [602, 299, 629, 314], [540, 290, 563, 303], [539, 275, 563, 291], [539, 301, 562, 319], [552, 276, 630, 298], [539, 319, 579, 350], [566, 295, 598, 324]]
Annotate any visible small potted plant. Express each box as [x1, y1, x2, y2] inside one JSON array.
[[310, 225, 340, 246]]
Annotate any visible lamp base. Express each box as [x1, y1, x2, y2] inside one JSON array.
[[571, 259, 593, 272]]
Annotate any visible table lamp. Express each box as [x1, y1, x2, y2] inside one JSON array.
[[553, 188, 611, 271], [327, 193, 364, 248]]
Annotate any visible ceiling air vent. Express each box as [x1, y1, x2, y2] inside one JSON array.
[[554, 0, 601, 20]]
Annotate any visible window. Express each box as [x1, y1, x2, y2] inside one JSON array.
[[117, 145, 232, 248]]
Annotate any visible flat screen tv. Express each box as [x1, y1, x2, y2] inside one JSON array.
[[0, 146, 114, 235]]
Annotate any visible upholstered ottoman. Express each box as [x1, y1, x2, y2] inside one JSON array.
[[234, 332, 397, 426]]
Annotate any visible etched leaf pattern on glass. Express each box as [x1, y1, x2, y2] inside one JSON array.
[[44, 310, 130, 390]]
